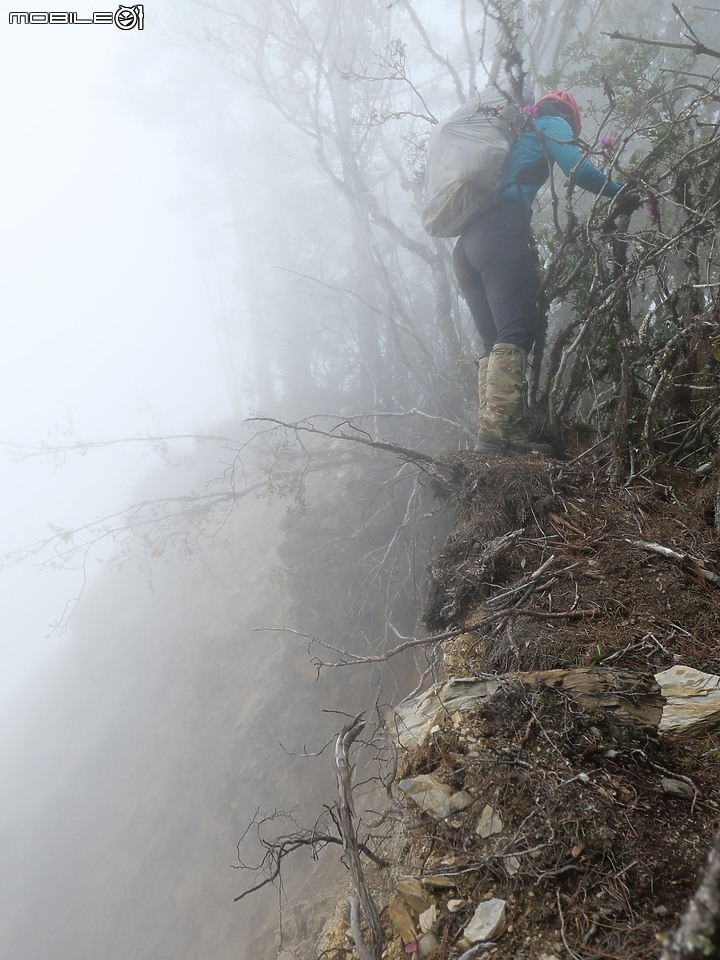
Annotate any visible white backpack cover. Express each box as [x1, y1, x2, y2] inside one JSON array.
[[422, 88, 525, 238]]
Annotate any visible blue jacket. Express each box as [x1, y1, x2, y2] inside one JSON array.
[[499, 115, 622, 213]]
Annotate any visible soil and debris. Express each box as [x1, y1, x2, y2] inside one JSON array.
[[318, 452, 720, 960], [389, 682, 718, 959], [424, 454, 720, 679]]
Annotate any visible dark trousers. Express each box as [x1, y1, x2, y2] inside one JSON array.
[[452, 200, 540, 355]]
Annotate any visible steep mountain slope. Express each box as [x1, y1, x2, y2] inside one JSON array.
[[6, 437, 719, 960], [0, 467, 370, 959], [0, 433, 448, 960], [304, 452, 720, 960]]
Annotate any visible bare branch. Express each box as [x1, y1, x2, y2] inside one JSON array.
[[335, 716, 383, 959]]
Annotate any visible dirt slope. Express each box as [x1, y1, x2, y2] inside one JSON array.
[[318, 452, 720, 960]]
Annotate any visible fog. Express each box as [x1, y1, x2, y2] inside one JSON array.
[[0, 11, 301, 955], [1, 0, 678, 956], [0, 13, 244, 696], [0, 7, 445, 954]]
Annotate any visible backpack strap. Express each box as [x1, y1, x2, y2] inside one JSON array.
[[503, 121, 552, 203]]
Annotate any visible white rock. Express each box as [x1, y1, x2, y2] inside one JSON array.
[[398, 774, 472, 820], [656, 665, 720, 735], [419, 905, 438, 933], [476, 804, 503, 838], [463, 898, 507, 943], [417, 933, 439, 958], [387, 678, 502, 748]]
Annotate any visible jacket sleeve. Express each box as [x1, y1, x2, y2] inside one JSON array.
[[538, 116, 622, 199]]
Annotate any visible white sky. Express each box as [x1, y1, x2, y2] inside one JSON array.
[[0, 9, 245, 699]]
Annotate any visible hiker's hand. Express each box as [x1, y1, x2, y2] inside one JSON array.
[[610, 184, 642, 217]]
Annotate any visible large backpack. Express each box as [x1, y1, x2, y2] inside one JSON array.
[[421, 88, 525, 238]]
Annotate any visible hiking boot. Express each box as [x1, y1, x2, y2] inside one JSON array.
[[477, 352, 490, 427], [475, 343, 555, 457]]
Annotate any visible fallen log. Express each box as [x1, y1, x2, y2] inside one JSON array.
[[506, 665, 663, 726]]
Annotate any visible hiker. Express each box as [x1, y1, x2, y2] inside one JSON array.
[[452, 89, 640, 455]]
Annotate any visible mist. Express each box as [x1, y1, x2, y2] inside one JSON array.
[[2, 0, 712, 957], [0, 5, 440, 939], [0, 10, 311, 955], [1, 12, 239, 693]]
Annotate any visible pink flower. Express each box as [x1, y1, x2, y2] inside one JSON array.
[[523, 104, 539, 118], [601, 137, 616, 147]]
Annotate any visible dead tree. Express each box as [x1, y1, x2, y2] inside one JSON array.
[[335, 716, 383, 960]]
